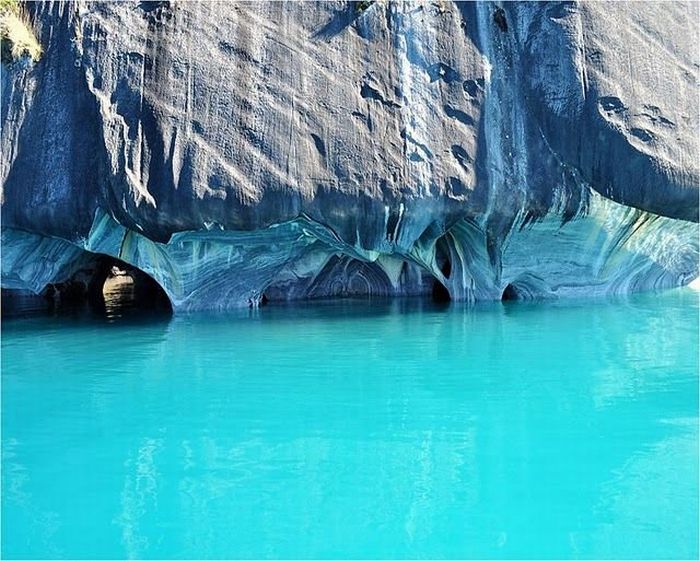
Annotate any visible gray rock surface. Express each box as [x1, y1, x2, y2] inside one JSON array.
[[1, 0, 698, 310]]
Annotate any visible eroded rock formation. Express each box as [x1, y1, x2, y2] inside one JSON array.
[[1, 1, 698, 310]]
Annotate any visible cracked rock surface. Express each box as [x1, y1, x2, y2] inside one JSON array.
[[1, 1, 698, 310]]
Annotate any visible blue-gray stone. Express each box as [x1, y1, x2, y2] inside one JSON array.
[[1, 1, 698, 310]]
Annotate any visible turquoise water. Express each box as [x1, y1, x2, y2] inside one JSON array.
[[2, 289, 698, 559]]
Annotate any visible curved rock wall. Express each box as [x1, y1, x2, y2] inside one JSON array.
[[1, 1, 698, 310]]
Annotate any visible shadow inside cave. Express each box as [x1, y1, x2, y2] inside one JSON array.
[[2, 255, 172, 321], [95, 259, 172, 319]]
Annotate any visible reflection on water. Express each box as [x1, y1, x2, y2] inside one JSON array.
[[1, 288, 698, 559], [99, 271, 172, 321], [1, 274, 172, 324], [100, 275, 169, 321]]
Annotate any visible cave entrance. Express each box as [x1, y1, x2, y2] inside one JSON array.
[[89, 256, 172, 315], [431, 278, 451, 303], [30, 254, 172, 316], [432, 237, 452, 303], [501, 283, 520, 301]]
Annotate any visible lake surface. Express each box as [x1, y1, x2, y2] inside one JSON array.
[[2, 288, 698, 559]]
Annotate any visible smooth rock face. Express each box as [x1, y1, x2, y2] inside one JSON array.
[[1, 1, 698, 311]]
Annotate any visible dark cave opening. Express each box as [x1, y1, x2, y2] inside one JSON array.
[[431, 278, 451, 303], [440, 256, 452, 279], [435, 238, 452, 280], [432, 238, 452, 303], [38, 255, 172, 316], [501, 283, 520, 301], [96, 257, 172, 313]]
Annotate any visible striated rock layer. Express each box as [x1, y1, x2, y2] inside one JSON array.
[[1, 1, 698, 311]]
